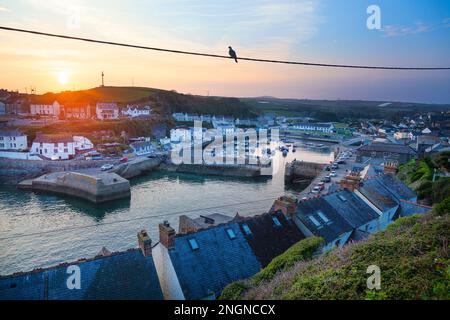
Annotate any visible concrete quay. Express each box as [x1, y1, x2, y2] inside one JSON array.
[[30, 171, 131, 204]]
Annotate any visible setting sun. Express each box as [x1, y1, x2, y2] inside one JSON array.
[[57, 71, 68, 85]]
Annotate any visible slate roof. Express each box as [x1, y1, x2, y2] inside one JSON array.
[[358, 178, 399, 213], [324, 190, 380, 228], [358, 142, 417, 155], [0, 249, 163, 300], [168, 223, 261, 300], [33, 133, 73, 144], [399, 200, 432, 217], [236, 211, 305, 267], [295, 190, 379, 243], [96, 102, 118, 110], [379, 174, 417, 201], [0, 129, 25, 137]]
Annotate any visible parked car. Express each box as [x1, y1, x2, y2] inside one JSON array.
[[321, 176, 331, 183], [325, 166, 331, 171], [330, 171, 337, 177], [317, 182, 325, 190], [331, 164, 339, 170], [101, 164, 114, 171], [120, 157, 128, 163], [337, 159, 346, 164]]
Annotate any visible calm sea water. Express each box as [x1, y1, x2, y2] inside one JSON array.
[[0, 145, 334, 275]]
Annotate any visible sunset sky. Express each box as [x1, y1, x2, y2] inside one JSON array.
[[0, 0, 449, 103]]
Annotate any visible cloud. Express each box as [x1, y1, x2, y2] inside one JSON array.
[[0, 6, 10, 12], [381, 22, 431, 37]]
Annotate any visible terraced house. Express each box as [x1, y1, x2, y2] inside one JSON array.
[[0, 231, 163, 300], [0, 129, 27, 151], [292, 189, 380, 252], [153, 211, 305, 300]]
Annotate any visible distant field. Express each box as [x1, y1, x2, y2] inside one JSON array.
[[242, 97, 450, 121]]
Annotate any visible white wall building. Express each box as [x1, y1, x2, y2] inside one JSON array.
[[96, 102, 119, 120], [0, 129, 28, 151], [73, 136, 94, 151], [290, 123, 334, 133], [30, 100, 62, 117], [31, 134, 75, 160], [394, 131, 414, 141], [122, 105, 152, 118]]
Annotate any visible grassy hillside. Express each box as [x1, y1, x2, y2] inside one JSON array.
[[221, 211, 449, 300], [29, 86, 257, 119]]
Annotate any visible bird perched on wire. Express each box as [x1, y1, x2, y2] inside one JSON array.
[[228, 46, 238, 63]]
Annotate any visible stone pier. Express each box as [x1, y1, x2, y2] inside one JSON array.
[[31, 171, 131, 204]]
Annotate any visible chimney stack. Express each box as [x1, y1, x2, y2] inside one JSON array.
[[339, 175, 362, 191], [159, 221, 176, 249], [384, 161, 398, 174], [137, 229, 152, 257]]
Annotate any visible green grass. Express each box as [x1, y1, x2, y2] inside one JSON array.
[[224, 212, 449, 300]]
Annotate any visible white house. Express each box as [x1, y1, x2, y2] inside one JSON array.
[[0, 129, 28, 151], [73, 136, 94, 151], [290, 123, 334, 133], [394, 131, 414, 141], [31, 133, 75, 160], [130, 141, 155, 156], [96, 102, 119, 120], [30, 100, 62, 117], [122, 105, 152, 118], [62, 103, 92, 119]]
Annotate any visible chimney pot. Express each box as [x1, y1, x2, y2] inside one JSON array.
[[159, 222, 176, 248], [137, 229, 152, 257]]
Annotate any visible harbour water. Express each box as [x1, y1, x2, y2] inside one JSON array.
[[0, 144, 334, 275]]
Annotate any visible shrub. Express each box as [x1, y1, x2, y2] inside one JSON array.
[[434, 196, 450, 216], [219, 282, 250, 300]]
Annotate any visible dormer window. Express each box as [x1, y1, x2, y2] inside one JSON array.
[[188, 238, 199, 251], [272, 216, 282, 227], [242, 223, 252, 235], [226, 228, 236, 240]]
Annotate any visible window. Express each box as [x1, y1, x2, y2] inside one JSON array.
[[316, 211, 330, 223], [242, 223, 252, 235], [54, 148, 58, 154], [308, 215, 322, 227], [226, 228, 236, 240], [188, 238, 199, 251], [337, 194, 347, 202], [64, 148, 68, 153], [272, 216, 282, 227]]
